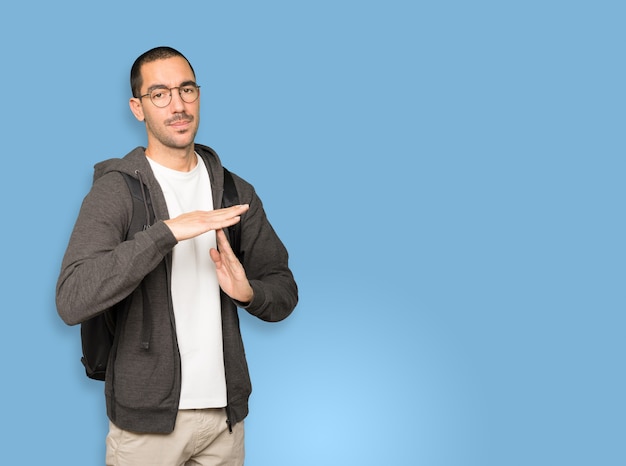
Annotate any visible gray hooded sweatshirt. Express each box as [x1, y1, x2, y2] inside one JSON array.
[[56, 144, 298, 433]]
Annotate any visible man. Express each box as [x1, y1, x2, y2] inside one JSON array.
[[56, 46, 298, 465]]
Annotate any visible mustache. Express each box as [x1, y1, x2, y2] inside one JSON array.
[[165, 113, 194, 125]]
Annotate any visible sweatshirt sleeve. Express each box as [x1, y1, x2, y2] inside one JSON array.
[[234, 179, 298, 322], [56, 172, 177, 326]]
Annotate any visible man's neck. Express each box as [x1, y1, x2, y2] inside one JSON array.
[[145, 144, 197, 172]]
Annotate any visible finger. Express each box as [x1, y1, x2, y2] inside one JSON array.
[[223, 204, 249, 217], [212, 204, 248, 228], [209, 247, 222, 266], [216, 228, 234, 254]]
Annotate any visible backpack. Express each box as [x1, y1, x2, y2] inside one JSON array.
[[80, 166, 241, 380]]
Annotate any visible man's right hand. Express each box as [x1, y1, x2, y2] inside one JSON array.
[[164, 204, 249, 241]]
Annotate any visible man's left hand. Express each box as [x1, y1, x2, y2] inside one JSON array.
[[210, 229, 253, 304]]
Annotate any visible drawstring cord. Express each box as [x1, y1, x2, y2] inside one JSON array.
[[134, 170, 153, 350]]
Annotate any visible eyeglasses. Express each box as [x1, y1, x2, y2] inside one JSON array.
[[139, 84, 201, 108]]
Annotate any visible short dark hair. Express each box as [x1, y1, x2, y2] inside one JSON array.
[[130, 46, 196, 98]]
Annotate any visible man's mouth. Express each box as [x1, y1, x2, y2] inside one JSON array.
[[171, 120, 190, 127], [166, 115, 193, 127]]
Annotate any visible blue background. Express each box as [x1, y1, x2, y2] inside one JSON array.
[[1, 1, 624, 464]]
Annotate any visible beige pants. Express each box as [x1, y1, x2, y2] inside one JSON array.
[[106, 408, 245, 466]]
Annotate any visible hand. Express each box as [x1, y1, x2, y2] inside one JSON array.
[[164, 204, 249, 241], [210, 228, 254, 304]]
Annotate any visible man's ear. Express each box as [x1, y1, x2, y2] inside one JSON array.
[[129, 98, 145, 122]]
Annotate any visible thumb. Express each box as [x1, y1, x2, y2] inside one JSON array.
[[209, 247, 221, 266]]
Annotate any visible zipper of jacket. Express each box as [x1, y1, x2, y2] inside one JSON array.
[[164, 249, 184, 418], [225, 405, 233, 433]]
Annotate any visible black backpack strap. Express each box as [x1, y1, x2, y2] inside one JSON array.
[[121, 172, 153, 237], [120, 172, 154, 350], [222, 167, 243, 262]]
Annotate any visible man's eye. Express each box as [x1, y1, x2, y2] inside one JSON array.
[[181, 87, 194, 94]]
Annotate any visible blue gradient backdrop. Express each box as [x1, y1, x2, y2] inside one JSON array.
[[1, 1, 624, 464]]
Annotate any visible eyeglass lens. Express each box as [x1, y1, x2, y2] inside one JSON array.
[[150, 85, 199, 107]]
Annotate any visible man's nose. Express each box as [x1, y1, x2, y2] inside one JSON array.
[[169, 88, 186, 111]]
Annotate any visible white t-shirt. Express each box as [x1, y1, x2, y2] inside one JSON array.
[[147, 154, 227, 409]]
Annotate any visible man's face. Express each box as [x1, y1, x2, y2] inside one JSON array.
[[130, 56, 200, 152]]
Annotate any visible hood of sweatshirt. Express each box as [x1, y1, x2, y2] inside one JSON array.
[[93, 146, 148, 182]]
